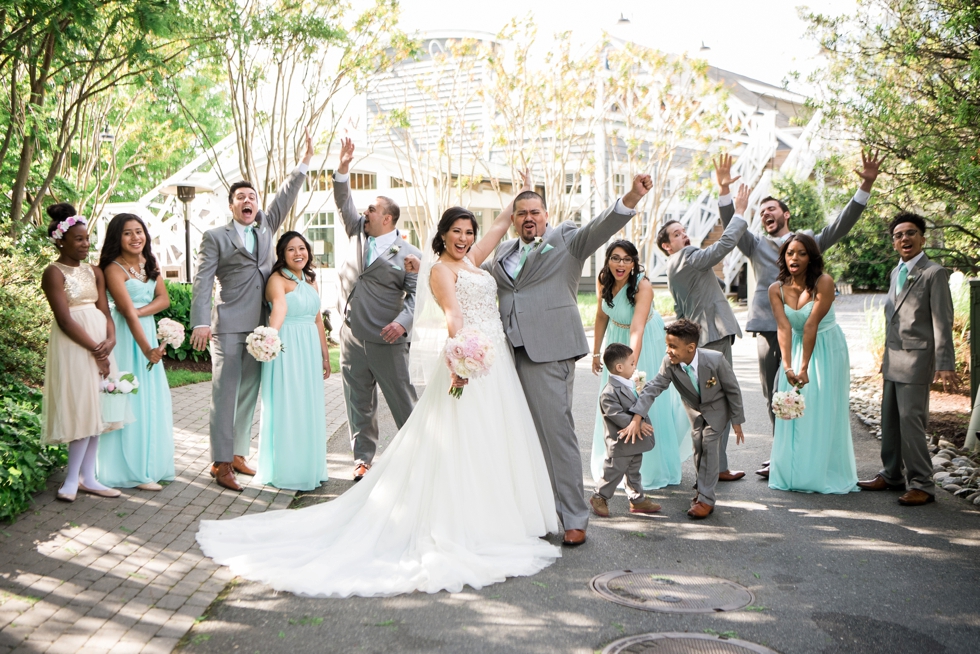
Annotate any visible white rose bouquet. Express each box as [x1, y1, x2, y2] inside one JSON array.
[[246, 326, 284, 362], [101, 372, 140, 395], [772, 387, 805, 420], [100, 372, 139, 423], [631, 370, 647, 393], [149, 318, 185, 370]]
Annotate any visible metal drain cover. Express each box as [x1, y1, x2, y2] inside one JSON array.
[[591, 570, 754, 613], [602, 632, 779, 654]]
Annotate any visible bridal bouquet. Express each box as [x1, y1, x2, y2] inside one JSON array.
[[246, 326, 284, 362], [101, 372, 139, 422], [149, 318, 185, 370], [444, 327, 495, 398], [772, 387, 805, 420]]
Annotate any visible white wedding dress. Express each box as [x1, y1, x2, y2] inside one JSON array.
[[196, 266, 561, 597]]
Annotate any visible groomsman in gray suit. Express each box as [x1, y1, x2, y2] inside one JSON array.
[[655, 184, 750, 481], [485, 173, 653, 546], [191, 133, 314, 491], [858, 212, 957, 506], [333, 138, 421, 481], [715, 152, 883, 462]]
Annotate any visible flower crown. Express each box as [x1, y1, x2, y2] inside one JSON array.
[[50, 215, 87, 244]]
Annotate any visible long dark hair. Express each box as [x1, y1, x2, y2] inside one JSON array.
[[777, 233, 824, 290], [598, 240, 644, 306], [98, 213, 160, 280], [431, 206, 479, 255], [271, 231, 316, 282]]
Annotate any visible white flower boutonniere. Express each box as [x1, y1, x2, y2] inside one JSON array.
[[390, 245, 401, 254], [533, 236, 543, 247], [905, 274, 916, 286]]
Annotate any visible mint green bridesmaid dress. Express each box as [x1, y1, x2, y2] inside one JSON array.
[[590, 274, 693, 489], [255, 271, 328, 491], [769, 295, 859, 494], [97, 275, 175, 487]]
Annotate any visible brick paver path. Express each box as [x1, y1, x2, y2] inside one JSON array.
[[0, 375, 348, 654]]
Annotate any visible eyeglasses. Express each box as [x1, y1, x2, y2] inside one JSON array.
[[609, 256, 634, 264], [891, 230, 921, 241]]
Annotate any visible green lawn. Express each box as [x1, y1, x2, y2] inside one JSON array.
[[165, 369, 212, 388], [578, 291, 676, 328]]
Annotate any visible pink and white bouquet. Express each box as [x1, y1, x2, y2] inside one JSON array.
[[246, 326, 284, 362], [772, 388, 805, 420], [444, 327, 495, 398], [100, 372, 138, 423], [101, 372, 140, 395], [149, 318, 185, 370]]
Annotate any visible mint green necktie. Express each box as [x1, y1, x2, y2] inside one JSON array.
[[684, 363, 701, 397], [897, 262, 908, 293], [243, 225, 255, 253], [366, 236, 377, 266], [513, 242, 533, 278]]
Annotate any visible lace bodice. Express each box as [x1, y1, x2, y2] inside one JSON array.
[[455, 266, 505, 340], [52, 262, 98, 306]]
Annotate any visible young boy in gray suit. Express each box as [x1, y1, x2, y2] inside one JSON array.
[[590, 343, 662, 518], [620, 320, 745, 519]]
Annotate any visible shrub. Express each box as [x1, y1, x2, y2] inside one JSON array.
[[0, 237, 50, 387], [158, 280, 210, 363], [0, 382, 67, 523]]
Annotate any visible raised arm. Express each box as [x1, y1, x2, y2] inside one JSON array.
[[768, 282, 798, 387], [688, 184, 749, 271], [567, 174, 651, 260], [814, 149, 883, 251], [796, 274, 836, 387], [715, 154, 759, 257], [469, 169, 531, 267], [265, 129, 313, 233], [333, 138, 364, 238]]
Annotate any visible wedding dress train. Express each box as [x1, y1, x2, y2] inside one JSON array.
[[196, 266, 560, 597]]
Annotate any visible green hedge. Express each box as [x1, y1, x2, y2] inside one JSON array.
[[159, 280, 210, 363], [0, 382, 67, 523], [0, 237, 50, 387]]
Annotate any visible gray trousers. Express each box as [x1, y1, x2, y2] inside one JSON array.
[[692, 420, 722, 506], [339, 325, 417, 467], [209, 332, 260, 463], [702, 335, 734, 472], [595, 454, 644, 501], [880, 380, 935, 495], [514, 349, 590, 531], [756, 331, 780, 430]]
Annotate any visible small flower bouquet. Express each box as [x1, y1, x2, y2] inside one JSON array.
[[444, 327, 495, 398], [772, 388, 805, 420], [632, 370, 647, 393], [149, 318, 185, 370], [246, 326, 284, 362], [101, 372, 139, 423]]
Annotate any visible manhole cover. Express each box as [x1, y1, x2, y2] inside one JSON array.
[[602, 632, 780, 654], [590, 570, 754, 613]]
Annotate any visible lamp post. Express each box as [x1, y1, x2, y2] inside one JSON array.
[[160, 178, 212, 282]]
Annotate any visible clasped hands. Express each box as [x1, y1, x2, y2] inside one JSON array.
[[617, 416, 655, 444], [784, 366, 809, 388]]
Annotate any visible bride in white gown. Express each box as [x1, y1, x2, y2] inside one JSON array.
[[196, 182, 561, 598]]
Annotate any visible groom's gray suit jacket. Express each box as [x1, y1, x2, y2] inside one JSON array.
[[334, 178, 420, 343]]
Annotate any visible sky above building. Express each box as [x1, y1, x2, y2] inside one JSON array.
[[395, 0, 859, 90]]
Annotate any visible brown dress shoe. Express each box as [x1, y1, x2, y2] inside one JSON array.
[[210, 462, 243, 492], [687, 501, 714, 519], [898, 489, 935, 506], [755, 467, 770, 479], [353, 464, 370, 481], [233, 455, 256, 476], [629, 498, 662, 514], [718, 470, 745, 481], [857, 474, 905, 491], [590, 495, 610, 517], [562, 529, 587, 546]]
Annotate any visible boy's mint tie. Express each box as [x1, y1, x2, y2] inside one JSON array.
[[243, 225, 255, 253], [513, 242, 533, 278], [897, 262, 908, 292], [366, 236, 377, 266], [684, 363, 701, 397]]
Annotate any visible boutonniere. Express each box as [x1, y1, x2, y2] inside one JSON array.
[[705, 377, 718, 388], [390, 245, 400, 254], [632, 370, 647, 392], [905, 274, 916, 286], [533, 236, 543, 247]]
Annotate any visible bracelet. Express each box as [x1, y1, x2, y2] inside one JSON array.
[[592, 354, 601, 359]]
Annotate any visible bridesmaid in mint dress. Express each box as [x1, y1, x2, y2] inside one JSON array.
[[767, 234, 859, 494], [97, 213, 176, 490], [256, 231, 330, 491], [590, 240, 692, 489]]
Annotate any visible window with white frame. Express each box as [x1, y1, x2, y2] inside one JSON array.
[[613, 173, 626, 197], [304, 169, 333, 193], [350, 172, 377, 190], [565, 172, 581, 194], [304, 212, 335, 268]]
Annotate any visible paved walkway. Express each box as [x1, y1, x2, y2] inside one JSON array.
[[0, 377, 347, 654]]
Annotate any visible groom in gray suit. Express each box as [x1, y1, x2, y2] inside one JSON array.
[[486, 174, 653, 546], [715, 152, 883, 450], [333, 139, 421, 481], [656, 184, 749, 481], [191, 134, 314, 491], [858, 212, 956, 506]]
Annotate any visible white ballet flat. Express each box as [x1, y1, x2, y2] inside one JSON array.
[[78, 483, 121, 498], [135, 482, 163, 491]]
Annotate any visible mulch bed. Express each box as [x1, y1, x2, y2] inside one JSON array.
[[164, 357, 212, 373]]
